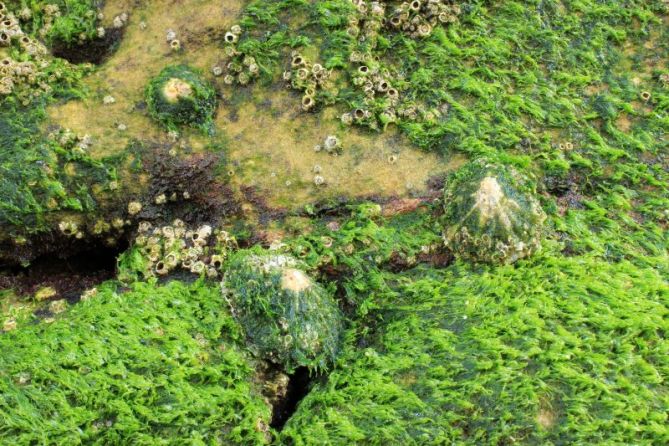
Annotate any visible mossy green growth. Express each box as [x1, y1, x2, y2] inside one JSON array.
[[442, 159, 546, 264], [12, 0, 101, 45], [145, 65, 218, 133], [0, 280, 272, 445], [222, 249, 344, 372], [281, 255, 669, 445]]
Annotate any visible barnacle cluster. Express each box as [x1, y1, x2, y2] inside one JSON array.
[[335, 1, 460, 129], [0, 6, 51, 99], [132, 220, 237, 279], [214, 25, 260, 86], [340, 56, 400, 129], [282, 52, 334, 111], [346, 1, 460, 41], [384, 0, 460, 39], [0, 3, 24, 46], [32, 3, 63, 40]]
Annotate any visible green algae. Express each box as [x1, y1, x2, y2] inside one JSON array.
[[0, 66, 116, 237], [281, 254, 669, 445], [0, 0, 668, 444], [15, 0, 101, 46], [0, 280, 272, 444]]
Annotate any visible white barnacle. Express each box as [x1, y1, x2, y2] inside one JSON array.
[[127, 201, 143, 216]]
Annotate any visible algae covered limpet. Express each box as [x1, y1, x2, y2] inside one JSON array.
[[146, 65, 217, 132], [442, 159, 546, 265], [222, 250, 343, 372]]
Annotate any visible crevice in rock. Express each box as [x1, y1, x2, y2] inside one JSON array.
[[51, 27, 124, 65], [0, 238, 127, 302], [270, 367, 314, 431]]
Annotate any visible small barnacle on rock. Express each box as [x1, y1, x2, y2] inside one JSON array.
[[155, 261, 169, 276], [112, 15, 125, 29], [388, 154, 398, 164], [353, 108, 366, 121], [212, 65, 223, 76], [127, 201, 143, 216], [58, 220, 78, 237], [49, 299, 67, 314], [303, 84, 317, 98], [35, 286, 57, 301], [301, 94, 315, 111], [640, 91, 651, 101], [18, 7, 31, 21], [191, 225, 212, 245], [660, 73, 669, 85], [190, 261, 206, 274], [210, 254, 224, 269], [92, 219, 111, 235], [103, 95, 116, 105], [80, 288, 98, 302], [417, 22, 432, 37], [313, 175, 325, 186], [291, 54, 305, 67], [161, 225, 175, 239], [323, 135, 341, 154], [296, 67, 309, 81], [230, 24, 242, 35], [164, 252, 179, 268], [169, 39, 181, 51], [237, 72, 250, 85], [154, 193, 167, 205], [410, 1, 422, 12], [224, 32, 238, 44], [376, 79, 390, 92], [3, 318, 17, 332], [138, 221, 152, 233]]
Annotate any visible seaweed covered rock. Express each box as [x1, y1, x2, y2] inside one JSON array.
[[442, 160, 546, 264], [222, 249, 343, 372], [146, 65, 217, 132], [0, 280, 272, 444]]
